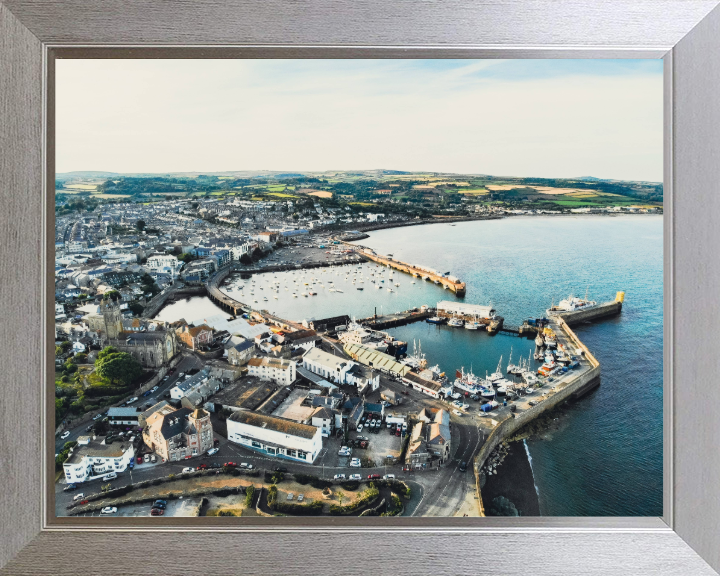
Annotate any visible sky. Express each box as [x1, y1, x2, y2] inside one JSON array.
[[56, 59, 663, 181]]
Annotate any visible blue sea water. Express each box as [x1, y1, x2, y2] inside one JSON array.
[[157, 215, 663, 516], [361, 215, 663, 517]]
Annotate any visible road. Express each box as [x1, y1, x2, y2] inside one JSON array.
[[55, 354, 203, 453]]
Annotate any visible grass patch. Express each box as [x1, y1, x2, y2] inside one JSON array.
[[64, 183, 98, 190], [267, 192, 298, 198]]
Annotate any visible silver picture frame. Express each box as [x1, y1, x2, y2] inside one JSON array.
[[1, 1, 719, 573]]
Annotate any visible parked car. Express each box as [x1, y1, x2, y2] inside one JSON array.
[[60, 431, 70, 440], [142, 390, 152, 397], [210, 463, 221, 469], [63, 484, 77, 492], [101, 472, 117, 481], [349, 460, 362, 468], [367, 474, 381, 480], [182, 467, 194, 473], [154, 500, 167, 506], [152, 502, 166, 510], [93, 413, 103, 420], [151, 385, 159, 392], [127, 397, 138, 404], [100, 506, 117, 514], [349, 474, 362, 481], [144, 454, 150, 463], [137, 456, 143, 464], [239, 463, 253, 469], [128, 461, 134, 470], [452, 410, 463, 417], [73, 493, 85, 501], [178, 372, 185, 378], [273, 466, 287, 473], [207, 448, 219, 456], [356, 424, 363, 432], [196, 464, 208, 470], [214, 438, 220, 445], [151, 455, 157, 463], [224, 462, 237, 468], [334, 474, 346, 480], [359, 441, 369, 449], [459, 461, 467, 472], [383, 474, 396, 480], [150, 508, 164, 516]]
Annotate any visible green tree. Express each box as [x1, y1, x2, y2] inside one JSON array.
[[103, 290, 121, 301], [136, 219, 146, 231], [239, 253, 252, 265], [336, 490, 345, 506], [127, 301, 144, 316], [96, 351, 142, 386], [56, 341, 72, 357], [97, 346, 119, 361]]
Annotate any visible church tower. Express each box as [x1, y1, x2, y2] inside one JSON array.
[[101, 297, 124, 340]]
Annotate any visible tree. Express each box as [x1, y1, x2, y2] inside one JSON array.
[[136, 219, 146, 231], [336, 490, 345, 506], [239, 253, 252, 265], [128, 301, 144, 316], [103, 290, 121, 302], [56, 341, 72, 356], [251, 247, 265, 261], [95, 350, 142, 386]]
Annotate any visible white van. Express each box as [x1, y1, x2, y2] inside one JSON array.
[[102, 472, 117, 481]]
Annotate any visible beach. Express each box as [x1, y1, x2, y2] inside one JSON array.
[[481, 441, 540, 517]]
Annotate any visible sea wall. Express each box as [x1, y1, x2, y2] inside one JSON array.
[[552, 300, 622, 326], [474, 318, 601, 514]]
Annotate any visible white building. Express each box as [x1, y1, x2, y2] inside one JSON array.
[[146, 253, 182, 275], [62, 436, 135, 484], [302, 347, 379, 392], [246, 357, 296, 385], [226, 411, 322, 463]]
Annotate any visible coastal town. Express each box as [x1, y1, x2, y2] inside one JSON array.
[[54, 172, 645, 518]]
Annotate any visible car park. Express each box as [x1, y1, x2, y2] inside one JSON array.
[[207, 448, 219, 456], [101, 506, 117, 514], [60, 431, 70, 440], [334, 474, 346, 480], [182, 467, 194, 473], [349, 474, 362, 481]]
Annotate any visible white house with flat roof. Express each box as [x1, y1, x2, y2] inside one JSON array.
[[62, 436, 135, 484], [226, 411, 322, 463]]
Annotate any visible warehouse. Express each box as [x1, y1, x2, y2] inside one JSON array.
[[226, 411, 322, 463]]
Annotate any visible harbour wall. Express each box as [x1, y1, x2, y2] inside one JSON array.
[[550, 300, 622, 326], [143, 286, 206, 318], [474, 318, 601, 514]]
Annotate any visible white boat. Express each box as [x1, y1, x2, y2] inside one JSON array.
[[488, 357, 504, 383], [336, 289, 343, 293], [387, 288, 394, 292], [448, 317, 464, 327], [480, 388, 496, 399], [302, 292, 308, 297], [507, 347, 522, 374], [464, 321, 481, 330]]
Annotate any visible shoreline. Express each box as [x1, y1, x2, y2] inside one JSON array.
[[481, 441, 541, 517]]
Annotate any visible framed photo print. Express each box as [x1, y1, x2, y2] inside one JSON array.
[[1, 1, 719, 575]]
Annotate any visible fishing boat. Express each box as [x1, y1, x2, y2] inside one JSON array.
[[480, 387, 496, 399], [464, 321, 481, 330], [336, 289, 344, 293], [387, 288, 394, 292], [356, 287, 364, 291], [426, 316, 446, 324], [535, 333, 545, 347], [448, 317, 464, 328]]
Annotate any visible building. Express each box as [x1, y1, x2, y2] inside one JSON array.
[[100, 298, 177, 368], [227, 339, 255, 366], [146, 253, 182, 275], [310, 407, 337, 436], [302, 315, 349, 333], [227, 411, 322, 463], [436, 300, 496, 322], [427, 409, 452, 464], [106, 406, 141, 427], [281, 329, 318, 352], [62, 436, 135, 484], [401, 371, 443, 399], [342, 342, 412, 378], [169, 367, 222, 401], [143, 407, 214, 461], [247, 356, 296, 385], [301, 347, 355, 384], [406, 422, 430, 466], [175, 323, 214, 351]]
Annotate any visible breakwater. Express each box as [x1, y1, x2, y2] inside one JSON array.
[[344, 244, 466, 296], [473, 317, 601, 515], [548, 300, 622, 326]]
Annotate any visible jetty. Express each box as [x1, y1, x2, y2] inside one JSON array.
[[359, 308, 433, 330], [547, 292, 624, 326], [343, 242, 466, 296]]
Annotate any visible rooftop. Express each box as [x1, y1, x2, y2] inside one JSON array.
[[228, 410, 319, 440]]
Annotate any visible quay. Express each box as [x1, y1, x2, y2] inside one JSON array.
[[343, 242, 467, 296], [359, 308, 433, 330], [547, 292, 624, 326], [472, 315, 602, 515]]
